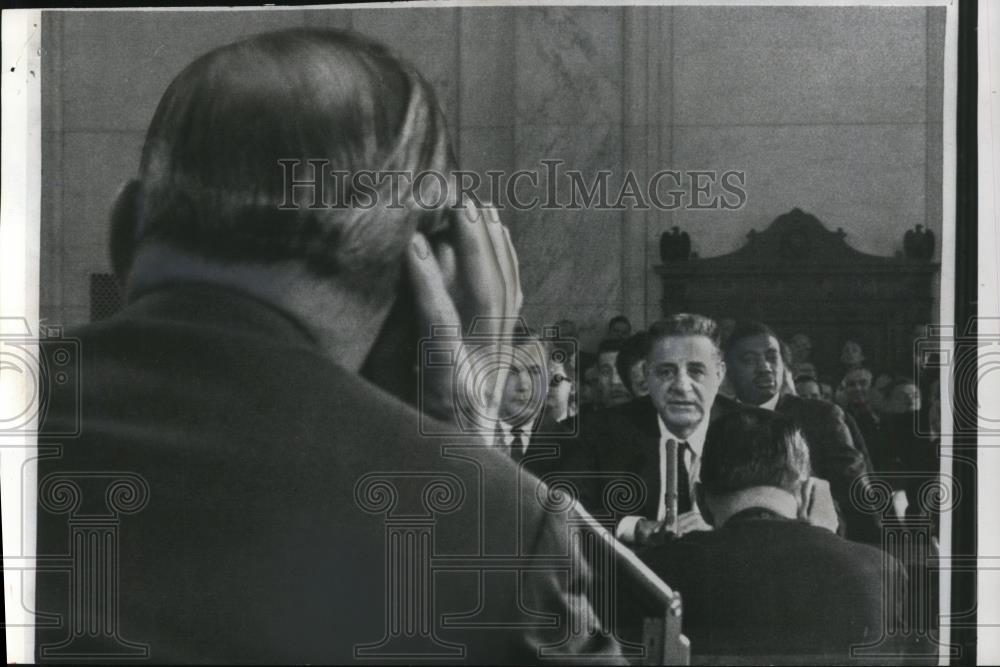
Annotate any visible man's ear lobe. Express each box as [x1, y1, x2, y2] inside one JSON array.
[[109, 180, 143, 286]]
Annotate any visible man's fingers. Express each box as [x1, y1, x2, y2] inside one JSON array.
[[435, 239, 459, 300], [482, 204, 521, 325], [453, 198, 503, 318], [407, 232, 460, 329], [501, 224, 524, 314]]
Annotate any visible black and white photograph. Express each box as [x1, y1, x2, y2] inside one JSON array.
[[0, 0, 992, 664]]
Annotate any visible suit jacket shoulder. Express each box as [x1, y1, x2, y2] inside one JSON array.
[[639, 518, 902, 659]]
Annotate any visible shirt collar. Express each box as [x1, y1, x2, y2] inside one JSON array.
[[758, 392, 781, 411], [656, 414, 708, 457], [498, 420, 532, 439]]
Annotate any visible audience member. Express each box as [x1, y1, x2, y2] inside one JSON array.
[[883, 377, 921, 415], [496, 337, 550, 457], [639, 408, 906, 661], [841, 367, 883, 465], [839, 340, 868, 385], [595, 338, 633, 408], [819, 381, 835, 403], [789, 332, 813, 365], [546, 351, 576, 424], [869, 371, 895, 412], [608, 314, 632, 340], [878, 377, 932, 511], [720, 321, 878, 543], [615, 331, 650, 399], [795, 376, 822, 400]]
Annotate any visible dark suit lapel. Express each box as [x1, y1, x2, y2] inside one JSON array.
[[626, 397, 662, 520]]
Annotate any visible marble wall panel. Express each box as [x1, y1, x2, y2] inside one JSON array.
[[673, 6, 927, 126], [514, 7, 624, 128], [669, 123, 927, 259]]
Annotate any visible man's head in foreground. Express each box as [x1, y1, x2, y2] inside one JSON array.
[[110, 28, 454, 372], [644, 314, 726, 439], [696, 407, 812, 528]]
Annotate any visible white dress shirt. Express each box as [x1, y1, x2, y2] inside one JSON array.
[[757, 392, 781, 411], [615, 416, 709, 542], [496, 420, 532, 455]]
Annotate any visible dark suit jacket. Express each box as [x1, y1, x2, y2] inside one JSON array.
[[638, 511, 906, 661], [516, 414, 577, 480], [35, 285, 623, 664], [562, 396, 705, 526]]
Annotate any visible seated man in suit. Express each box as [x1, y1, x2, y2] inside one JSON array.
[[34, 28, 622, 664], [494, 336, 575, 476], [721, 321, 879, 543], [640, 408, 906, 662], [568, 314, 734, 545]]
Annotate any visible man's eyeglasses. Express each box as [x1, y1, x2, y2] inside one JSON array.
[[549, 374, 571, 388]]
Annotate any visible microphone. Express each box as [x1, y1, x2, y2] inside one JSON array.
[[663, 438, 679, 533]]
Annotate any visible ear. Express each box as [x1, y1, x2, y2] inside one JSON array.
[[717, 359, 727, 382], [694, 484, 715, 527], [109, 180, 143, 286]]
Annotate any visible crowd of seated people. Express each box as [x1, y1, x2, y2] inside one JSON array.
[[494, 312, 943, 662]]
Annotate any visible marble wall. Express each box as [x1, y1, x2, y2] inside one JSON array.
[[41, 6, 945, 352]]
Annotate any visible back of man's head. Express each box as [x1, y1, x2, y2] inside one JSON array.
[[699, 408, 811, 513], [116, 28, 453, 296]]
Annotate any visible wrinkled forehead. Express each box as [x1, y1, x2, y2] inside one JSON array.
[[648, 334, 722, 364]]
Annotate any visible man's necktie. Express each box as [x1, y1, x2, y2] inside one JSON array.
[[510, 427, 525, 462], [665, 440, 691, 517]]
